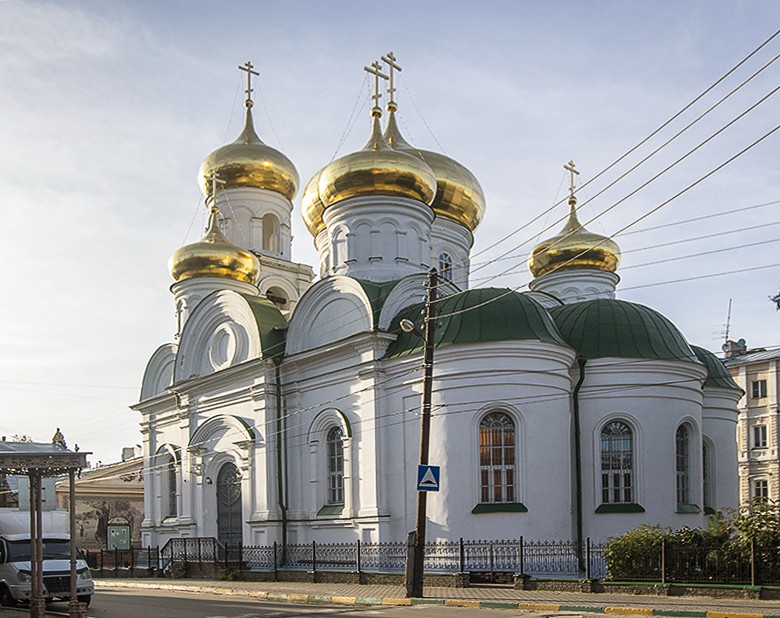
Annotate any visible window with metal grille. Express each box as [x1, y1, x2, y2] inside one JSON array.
[[676, 425, 690, 505], [326, 426, 344, 505], [600, 421, 634, 504], [438, 253, 453, 282], [479, 412, 516, 503]]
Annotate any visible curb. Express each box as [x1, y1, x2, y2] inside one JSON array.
[[94, 581, 780, 617]]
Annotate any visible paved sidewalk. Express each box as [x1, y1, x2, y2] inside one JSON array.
[[95, 578, 780, 617]]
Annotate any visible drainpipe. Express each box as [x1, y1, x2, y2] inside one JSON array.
[[274, 363, 288, 552], [573, 356, 587, 574]]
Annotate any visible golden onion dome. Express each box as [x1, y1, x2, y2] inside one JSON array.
[[384, 110, 485, 231], [198, 105, 299, 201], [169, 206, 260, 284], [316, 113, 437, 210], [527, 196, 621, 278]]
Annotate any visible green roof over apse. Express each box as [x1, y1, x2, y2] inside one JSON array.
[[355, 279, 402, 329], [384, 288, 569, 359], [240, 294, 287, 362], [691, 345, 744, 392], [549, 298, 698, 363]]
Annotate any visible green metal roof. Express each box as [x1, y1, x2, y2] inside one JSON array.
[[241, 294, 287, 362], [354, 279, 403, 329], [384, 288, 569, 359], [549, 299, 698, 363], [691, 345, 744, 392]]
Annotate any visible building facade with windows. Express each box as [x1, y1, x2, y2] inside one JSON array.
[[134, 64, 742, 550], [723, 342, 780, 504]]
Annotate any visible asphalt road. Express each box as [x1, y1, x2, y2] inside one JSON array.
[[35, 588, 589, 618]]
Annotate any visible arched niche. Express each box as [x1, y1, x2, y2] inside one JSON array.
[[286, 276, 374, 355], [140, 343, 177, 400]]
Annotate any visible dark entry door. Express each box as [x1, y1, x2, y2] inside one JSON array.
[[216, 462, 242, 547]]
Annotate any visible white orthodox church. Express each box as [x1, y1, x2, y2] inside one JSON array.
[[133, 59, 742, 551]]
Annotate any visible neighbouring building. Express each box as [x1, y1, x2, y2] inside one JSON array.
[[133, 59, 742, 550], [55, 448, 144, 549], [723, 339, 780, 505]]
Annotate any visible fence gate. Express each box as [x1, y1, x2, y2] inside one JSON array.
[[216, 462, 242, 547]]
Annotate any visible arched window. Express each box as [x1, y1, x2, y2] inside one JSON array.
[[438, 253, 453, 282], [601, 421, 633, 504], [262, 213, 280, 253], [326, 426, 344, 505], [702, 440, 713, 510], [161, 452, 178, 518], [676, 425, 690, 506], [479, 412, 516, 503]]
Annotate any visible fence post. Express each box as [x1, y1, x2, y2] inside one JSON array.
[[182, 540, 187, 576], [356, 539, 361, 574], [156, 546, 160, 576], [459, 538, 465, 574], [312, 540, 317, 574], [273, 541, 278, 577], [130, 548, 134, 578], [489, 540, 495, 579], [660, 539, 666, 584], [224, 543, 228, 570], [198, 538, 202, 566], [99, 549, 104, 578], [518, 536, 524, 578], [114, 546, 119, 577], [585, 537, 591, 580], [750, 537, 756, 587]]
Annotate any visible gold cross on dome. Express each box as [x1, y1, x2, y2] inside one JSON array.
[[364, 61, 389, 115], [381, 52, 402, 110], [564, 160, 580, 200], [208, 170, 226, 200], [238, 61, 260, 108]]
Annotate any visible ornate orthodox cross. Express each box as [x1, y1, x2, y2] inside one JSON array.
[[381, 52, 402, 110], [364, 61, 389, 115], [238, 61, 260, 108], [564, 160, 580, 199]]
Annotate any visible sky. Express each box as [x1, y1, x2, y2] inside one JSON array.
[[1, 1, 778, 466]]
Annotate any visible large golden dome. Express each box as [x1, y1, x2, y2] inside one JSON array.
[[528, 196, 621, 278], [384, 110, 485, 231], [301, 112, 437, 236], [169, 207, 260, 284], [198, 105, 299, 201]]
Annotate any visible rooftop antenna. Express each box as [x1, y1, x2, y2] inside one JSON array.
[[724, 298, 733, 342]]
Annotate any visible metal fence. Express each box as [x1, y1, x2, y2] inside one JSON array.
[[86, 537, 779, 586]]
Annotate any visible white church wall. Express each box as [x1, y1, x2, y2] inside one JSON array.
[[380, 341, 576, 542], [701, 388, 741, 511], [577, 358, 708, 541]]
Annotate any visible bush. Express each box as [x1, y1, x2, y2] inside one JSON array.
[[604, 500, 780, 583]]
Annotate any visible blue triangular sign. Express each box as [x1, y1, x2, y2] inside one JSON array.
[[417, 465, 440, 492]]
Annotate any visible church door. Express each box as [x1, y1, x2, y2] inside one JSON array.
[[216, 462, 242, 547]]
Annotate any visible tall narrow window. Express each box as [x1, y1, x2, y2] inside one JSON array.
[[438, 253, 453, 281], [676, 425, 690, 505], [479, 412, 516, 503], [601, 421, 633, 504], [262, 213, 280, 253], [702, 441, 712, 510], [161, 453, 177, 518], [326, 427, 344, 505]]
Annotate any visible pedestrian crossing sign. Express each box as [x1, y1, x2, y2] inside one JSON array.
[[417, 465, 440, 492]]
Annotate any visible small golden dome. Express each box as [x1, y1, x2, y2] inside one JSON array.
[[528, 197, 621, 278], [169, 207, 260, 284], [384, 111, 485, 231], [198, 106, 299, 201]]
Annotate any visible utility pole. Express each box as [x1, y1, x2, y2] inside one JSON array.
[[405, 267, 438, 598]]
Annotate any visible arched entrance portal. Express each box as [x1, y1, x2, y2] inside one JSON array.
[[216, 462, 242, 547]]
